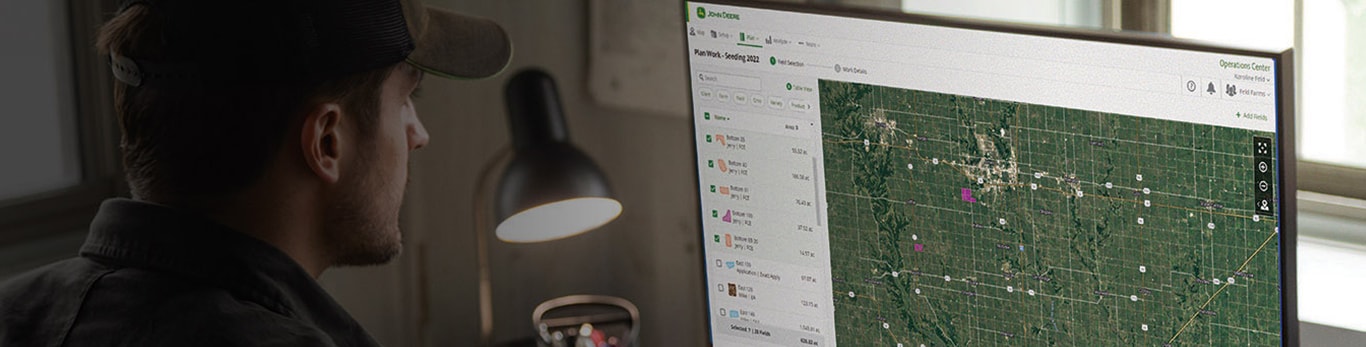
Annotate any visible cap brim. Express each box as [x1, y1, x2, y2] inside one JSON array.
[[407, 6, 512, 80]]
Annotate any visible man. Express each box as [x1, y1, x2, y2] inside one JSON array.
[[0, 0, 510, 345]]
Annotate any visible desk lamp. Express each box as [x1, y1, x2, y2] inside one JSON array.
[[472, 68, 622, 345]]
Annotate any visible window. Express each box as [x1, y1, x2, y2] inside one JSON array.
[[0, 0, 123, 278], [1171, 0, 1294, 51], [901, 0, 1103, 29], [1172, 0, 1366, 201], [1299, 0, 1366, 170], [0, 0, 82, 201]]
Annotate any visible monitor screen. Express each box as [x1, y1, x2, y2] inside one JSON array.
[[685, 1, 1296, 346]]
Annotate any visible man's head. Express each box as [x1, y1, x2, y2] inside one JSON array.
[[95, 0, 509, 268], [317, 63, 428, 266]]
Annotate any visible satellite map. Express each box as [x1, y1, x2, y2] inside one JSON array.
[[819, 80, 1282, 346]]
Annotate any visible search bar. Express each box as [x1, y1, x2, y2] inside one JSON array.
[[697, 71, 762, 91]]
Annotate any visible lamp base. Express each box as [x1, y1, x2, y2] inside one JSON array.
[[532, 295, 639, 347], [497, 337, 539, 347]]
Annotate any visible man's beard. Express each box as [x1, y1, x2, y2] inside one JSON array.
[[322, 159, 406, 267]]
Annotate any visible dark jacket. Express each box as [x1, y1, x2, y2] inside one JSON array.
[[0, 199, 381, 347]]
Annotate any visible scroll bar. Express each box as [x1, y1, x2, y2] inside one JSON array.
[[812, 156, 823, 227]]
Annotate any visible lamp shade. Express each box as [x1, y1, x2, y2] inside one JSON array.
[[494, 69, 621, 243]]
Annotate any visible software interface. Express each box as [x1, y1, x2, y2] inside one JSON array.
[[687, 2, 1285, 346]]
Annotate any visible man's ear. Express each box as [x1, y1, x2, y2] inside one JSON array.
[[301, 103, 345, 184]]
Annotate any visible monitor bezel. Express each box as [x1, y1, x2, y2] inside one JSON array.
[[682, 1, 1298, 345]]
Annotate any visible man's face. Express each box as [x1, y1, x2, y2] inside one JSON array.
[[325, 64, 428, 266]]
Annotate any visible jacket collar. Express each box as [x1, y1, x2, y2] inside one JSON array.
[[78, 198, 376, 345]]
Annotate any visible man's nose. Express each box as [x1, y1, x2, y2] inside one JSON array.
[[409, 118, 430, 150]]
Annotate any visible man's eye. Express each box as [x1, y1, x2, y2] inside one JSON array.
[[410, 86, 423, 100]]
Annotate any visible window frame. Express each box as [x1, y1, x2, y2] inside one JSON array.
[[1298, 162, 1366, 202], [0, 0, 124, 248], [1290, 0, 1366, 203]]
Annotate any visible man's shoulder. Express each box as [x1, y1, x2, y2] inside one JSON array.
[[1, 258, 334, 347], [116, 287, 336, 347], [0, 258, 110, 345], [0, 257, 109, 299]]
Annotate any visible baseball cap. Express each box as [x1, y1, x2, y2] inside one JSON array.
[[110, 0, 511, 87]]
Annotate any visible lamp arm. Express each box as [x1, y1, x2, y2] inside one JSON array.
[[473, 146, 514, 347]]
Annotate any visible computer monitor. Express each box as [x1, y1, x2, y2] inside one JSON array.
[[685, 1, 1297, 346]]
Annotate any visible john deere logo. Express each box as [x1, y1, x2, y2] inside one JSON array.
[[695, 7, 740, 20]]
